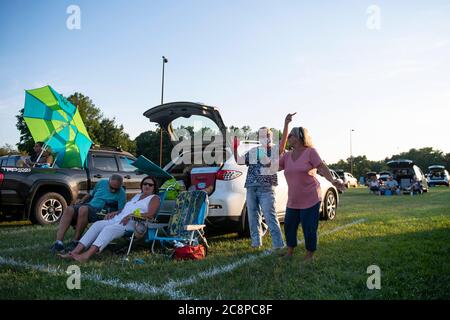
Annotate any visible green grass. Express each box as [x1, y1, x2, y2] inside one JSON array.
[[1, 187, 449, 299]]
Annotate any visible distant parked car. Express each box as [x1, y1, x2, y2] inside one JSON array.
[[378, 171, 392, 183], [427, 165, 449, 187], [325, 169, 344, 193], [387, 159, 428, 193], [336, 170, 358, 188]]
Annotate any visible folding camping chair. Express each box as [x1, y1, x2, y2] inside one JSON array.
[[147, 190, 209, 255]]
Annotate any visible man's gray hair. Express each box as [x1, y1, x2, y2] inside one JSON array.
[[110, 174, 124, 185]]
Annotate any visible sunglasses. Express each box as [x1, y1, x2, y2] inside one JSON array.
[[143, 182, 155, 187]]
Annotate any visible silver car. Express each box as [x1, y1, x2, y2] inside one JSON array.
[[144, 102, 340, 236]]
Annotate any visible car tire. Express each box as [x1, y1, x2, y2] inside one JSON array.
[[321, 189, 337, 220], [237, 205, 250, 238], [32, 192, 67, 225]]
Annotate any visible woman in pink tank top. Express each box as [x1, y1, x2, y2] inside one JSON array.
[[278, 113, 344, 261]]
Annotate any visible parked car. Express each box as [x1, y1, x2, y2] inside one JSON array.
[[378, 171, 392, 183], [335, 170, 358, 188], [427, 165, 449, 187], [328, 169, 344, 193], [386, 159, 428, 193], [143, 101, 340, 236], [0, 147, 144, 225]]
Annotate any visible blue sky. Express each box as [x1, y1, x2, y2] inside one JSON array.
[[1, 0, 449, 163]]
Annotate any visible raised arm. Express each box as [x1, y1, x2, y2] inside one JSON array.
[[279, 113, 296, 155]]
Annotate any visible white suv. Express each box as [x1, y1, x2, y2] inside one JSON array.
[[144, 102, 339, 236]]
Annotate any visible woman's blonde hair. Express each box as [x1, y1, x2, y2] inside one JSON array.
[[302, 127, 314, 148], [290, 127, 314, 148]]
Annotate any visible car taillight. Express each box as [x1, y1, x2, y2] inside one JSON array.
[[0, 172, 3, 185], [216, 170, 242, 181]]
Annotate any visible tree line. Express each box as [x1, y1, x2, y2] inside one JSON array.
[[2, 92, 449, 174]]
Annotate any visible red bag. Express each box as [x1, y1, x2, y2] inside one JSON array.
[[173, 245, 207, 260]]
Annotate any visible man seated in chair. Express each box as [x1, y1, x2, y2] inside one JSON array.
[[385, 175, 400, 195], [50, 175, 126, 254]]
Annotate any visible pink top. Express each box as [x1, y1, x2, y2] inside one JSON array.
[[279, 148, 323, 209]]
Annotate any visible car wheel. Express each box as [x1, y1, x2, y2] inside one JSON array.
[[321, 190, 337, 220], [237, 205, 250, 238], [32, 192, 67, 225]]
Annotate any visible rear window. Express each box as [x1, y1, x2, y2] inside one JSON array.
[[119, 156, 137, 172], [92, 156, 119, 172], [6, 157, 17, 167]]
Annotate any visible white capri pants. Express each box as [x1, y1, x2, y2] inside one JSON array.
[[79, 218, 134, 252]]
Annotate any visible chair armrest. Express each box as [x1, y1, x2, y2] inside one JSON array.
[[184, 224, 206, 231]]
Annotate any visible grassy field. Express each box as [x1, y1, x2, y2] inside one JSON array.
[[0, 187, 449, 300]]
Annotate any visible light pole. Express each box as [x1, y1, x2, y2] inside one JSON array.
[[350, 129, 355, 175], [159, 56, 168, 167]]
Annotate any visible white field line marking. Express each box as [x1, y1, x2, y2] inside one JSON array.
[[0, 218, 367, 300], [0, 255, 190, 299], [170, 218, 368, 295]]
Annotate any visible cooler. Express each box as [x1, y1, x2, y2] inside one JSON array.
[[190, 167, 220, 191]]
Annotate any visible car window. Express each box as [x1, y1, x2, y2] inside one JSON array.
[[92, 155, 119, 172], [119, 156, 137, 172], [6, 156, 17, 167]]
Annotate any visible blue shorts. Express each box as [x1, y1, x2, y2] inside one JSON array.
[[70, 204, 102, 226]]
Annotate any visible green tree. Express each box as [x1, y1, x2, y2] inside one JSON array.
[[16, 108, 34, 154], [134, 129, 172, 166], [0, 144, 20, 156]]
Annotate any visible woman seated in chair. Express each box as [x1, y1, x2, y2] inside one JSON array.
[[60, 176, 160, 262]]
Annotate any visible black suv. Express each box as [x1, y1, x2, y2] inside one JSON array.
[[0, 147, 144, 224]]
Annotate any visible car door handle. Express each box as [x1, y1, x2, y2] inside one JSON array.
[[124, 175, 131, 179], [94, 174, 103, 178]]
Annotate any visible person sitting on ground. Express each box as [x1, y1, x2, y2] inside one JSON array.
[[50, 175, 126, 254], [385, 175, 399, 194], [60, 176, 160, 263], [368, 175, 381, 195]]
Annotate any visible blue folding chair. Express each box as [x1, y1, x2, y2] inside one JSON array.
[[147, 190, 209, 254]]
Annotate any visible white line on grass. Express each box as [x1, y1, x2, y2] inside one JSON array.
[[0, 218, 367, 300], [169, 218, 368, 298], [0, 255, 190, 299]]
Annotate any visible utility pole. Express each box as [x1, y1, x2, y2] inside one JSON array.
[[159, 56, 168, 167]]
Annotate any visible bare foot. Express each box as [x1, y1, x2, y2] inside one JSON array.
[[71, 252, 89, 263], [58, 252, 75, 260], [303, 252, 314, 262], [283, 253, 293, 259]]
